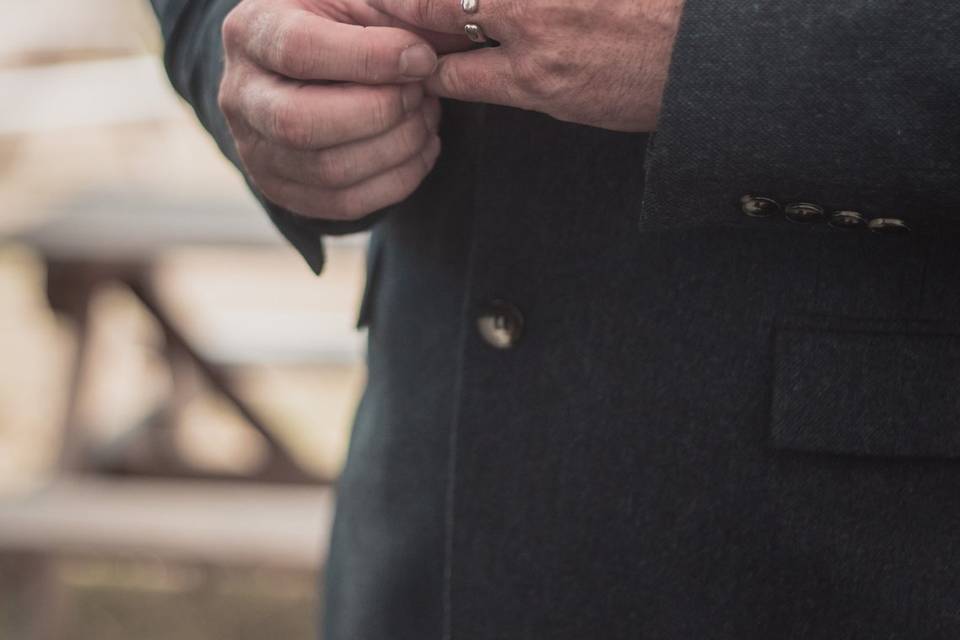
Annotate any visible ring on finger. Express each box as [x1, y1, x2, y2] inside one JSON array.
[[460, 0, 488, 43], [464, 23, 487, 43]]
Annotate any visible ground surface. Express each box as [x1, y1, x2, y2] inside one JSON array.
[[0, 557, 318, 640]]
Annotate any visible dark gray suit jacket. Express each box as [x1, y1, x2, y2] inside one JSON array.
[[152, 1, 960, 638]]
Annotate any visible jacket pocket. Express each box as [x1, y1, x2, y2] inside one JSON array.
[[770, 317, 960, 458], [356, 231, 384, 330]]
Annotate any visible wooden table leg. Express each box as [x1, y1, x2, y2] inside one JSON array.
[[126, 276, 326, 485], [44, 261, 102, 473]]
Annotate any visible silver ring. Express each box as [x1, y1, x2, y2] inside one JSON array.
[[464, 23, 487, 43], [461, 0, 478, 13]]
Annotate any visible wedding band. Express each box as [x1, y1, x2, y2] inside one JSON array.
[[464, 23, 487, 43], [462, 0, 486, 45]]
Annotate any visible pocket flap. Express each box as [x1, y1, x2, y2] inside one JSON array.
[[771, 320, 960, 458]]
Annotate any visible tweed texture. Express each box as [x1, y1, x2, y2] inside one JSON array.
[[151, 1, 960, 638], [642, 0, 960, 234]]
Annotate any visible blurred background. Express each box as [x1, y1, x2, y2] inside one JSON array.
[[0, 1, 368, 638]]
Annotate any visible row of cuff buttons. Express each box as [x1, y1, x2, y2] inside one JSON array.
[[476, 196, 914, 350], [740, 195, 911, 235]]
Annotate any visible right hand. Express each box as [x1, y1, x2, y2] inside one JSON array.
[[219, 0, 470, 221]]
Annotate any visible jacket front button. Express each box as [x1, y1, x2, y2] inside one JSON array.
[[477, 300, 524, 349]]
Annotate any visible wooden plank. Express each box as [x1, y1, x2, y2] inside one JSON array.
[[0, 0, 155, 65], [0, 56, 185, 135], [10, 192, 283, 260], [0, 478, 333, 570], [195, 311, 365, 366]]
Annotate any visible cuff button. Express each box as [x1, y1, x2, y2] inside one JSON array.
[[740, 195, 781, 218], [868, 217, 911, 235], [829, 210, 867, 229], [784, 202, 826, 223]]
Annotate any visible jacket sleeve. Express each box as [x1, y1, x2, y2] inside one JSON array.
[[149, 0, 387, 274], [640, 0, 960, 236]]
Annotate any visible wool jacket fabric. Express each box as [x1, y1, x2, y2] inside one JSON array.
[[151, 1, 960, 638]]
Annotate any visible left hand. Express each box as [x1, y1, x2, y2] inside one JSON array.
[[366, 0, 685, 131]]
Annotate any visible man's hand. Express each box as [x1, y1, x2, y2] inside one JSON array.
[[368, 0, 684, 132], [219, 0, 470, 220]]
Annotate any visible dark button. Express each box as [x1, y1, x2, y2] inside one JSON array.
[[740, 195, 780, 218], [477, 300, 524, 349], [868, 217, 911, 235], [784, 202, 826, 223], [829, 210, 867, 229]]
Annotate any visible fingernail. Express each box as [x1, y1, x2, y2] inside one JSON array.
[[399, 44, 438, 78], [401, 84, 423, 113]]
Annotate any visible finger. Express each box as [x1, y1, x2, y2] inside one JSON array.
[[360, 6, 474, 52], [249, 98, 442, 189], [238, 78, 425, 149], [368, 0, 511, 39], [408, 28, 476, 55], [234, 8, 440, 82], [257, 135, 443, 221], [424, 49, 522, 107]]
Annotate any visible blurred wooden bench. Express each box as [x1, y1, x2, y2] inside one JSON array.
[[2, 192, 360, 637], [7, 190, 345, 485], [0, 54, 367, 484], [0, 478, 333, 640], [0, 478, 333, 570], [0, 37, 352, 640]]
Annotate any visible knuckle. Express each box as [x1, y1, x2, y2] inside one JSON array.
[[506, 0, 533, 31], [438, 62, 468, 97], [402, 116, 430, 155], [220, 6, 246, 52], [516, 71, 545, 97], [217, 66, 247, 122], [272, 19, 310, 76], [217, 77, 237, 119], [515, 56, 563, 100], [521, 18, 547, 42], [412, 0, 434, 29], [273, 40, 300, 77], [294, 195, 330, 219], [394, 155, 429, 197], [355, 45, 375, 82], [352, 33, 383, 81], [270, 98, 314, 147], [417, 140, 439, 175], [535, 2, 575, 32], [254, 175, 288, 207], [390, 168, 419, 201], [413, 153, 431, 180], [315, 150, 355, 188], [368, 90, 404, 132], [326, 190, 364, 221], [422, 97, 441, 128], [234, 140, 260, 172]]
